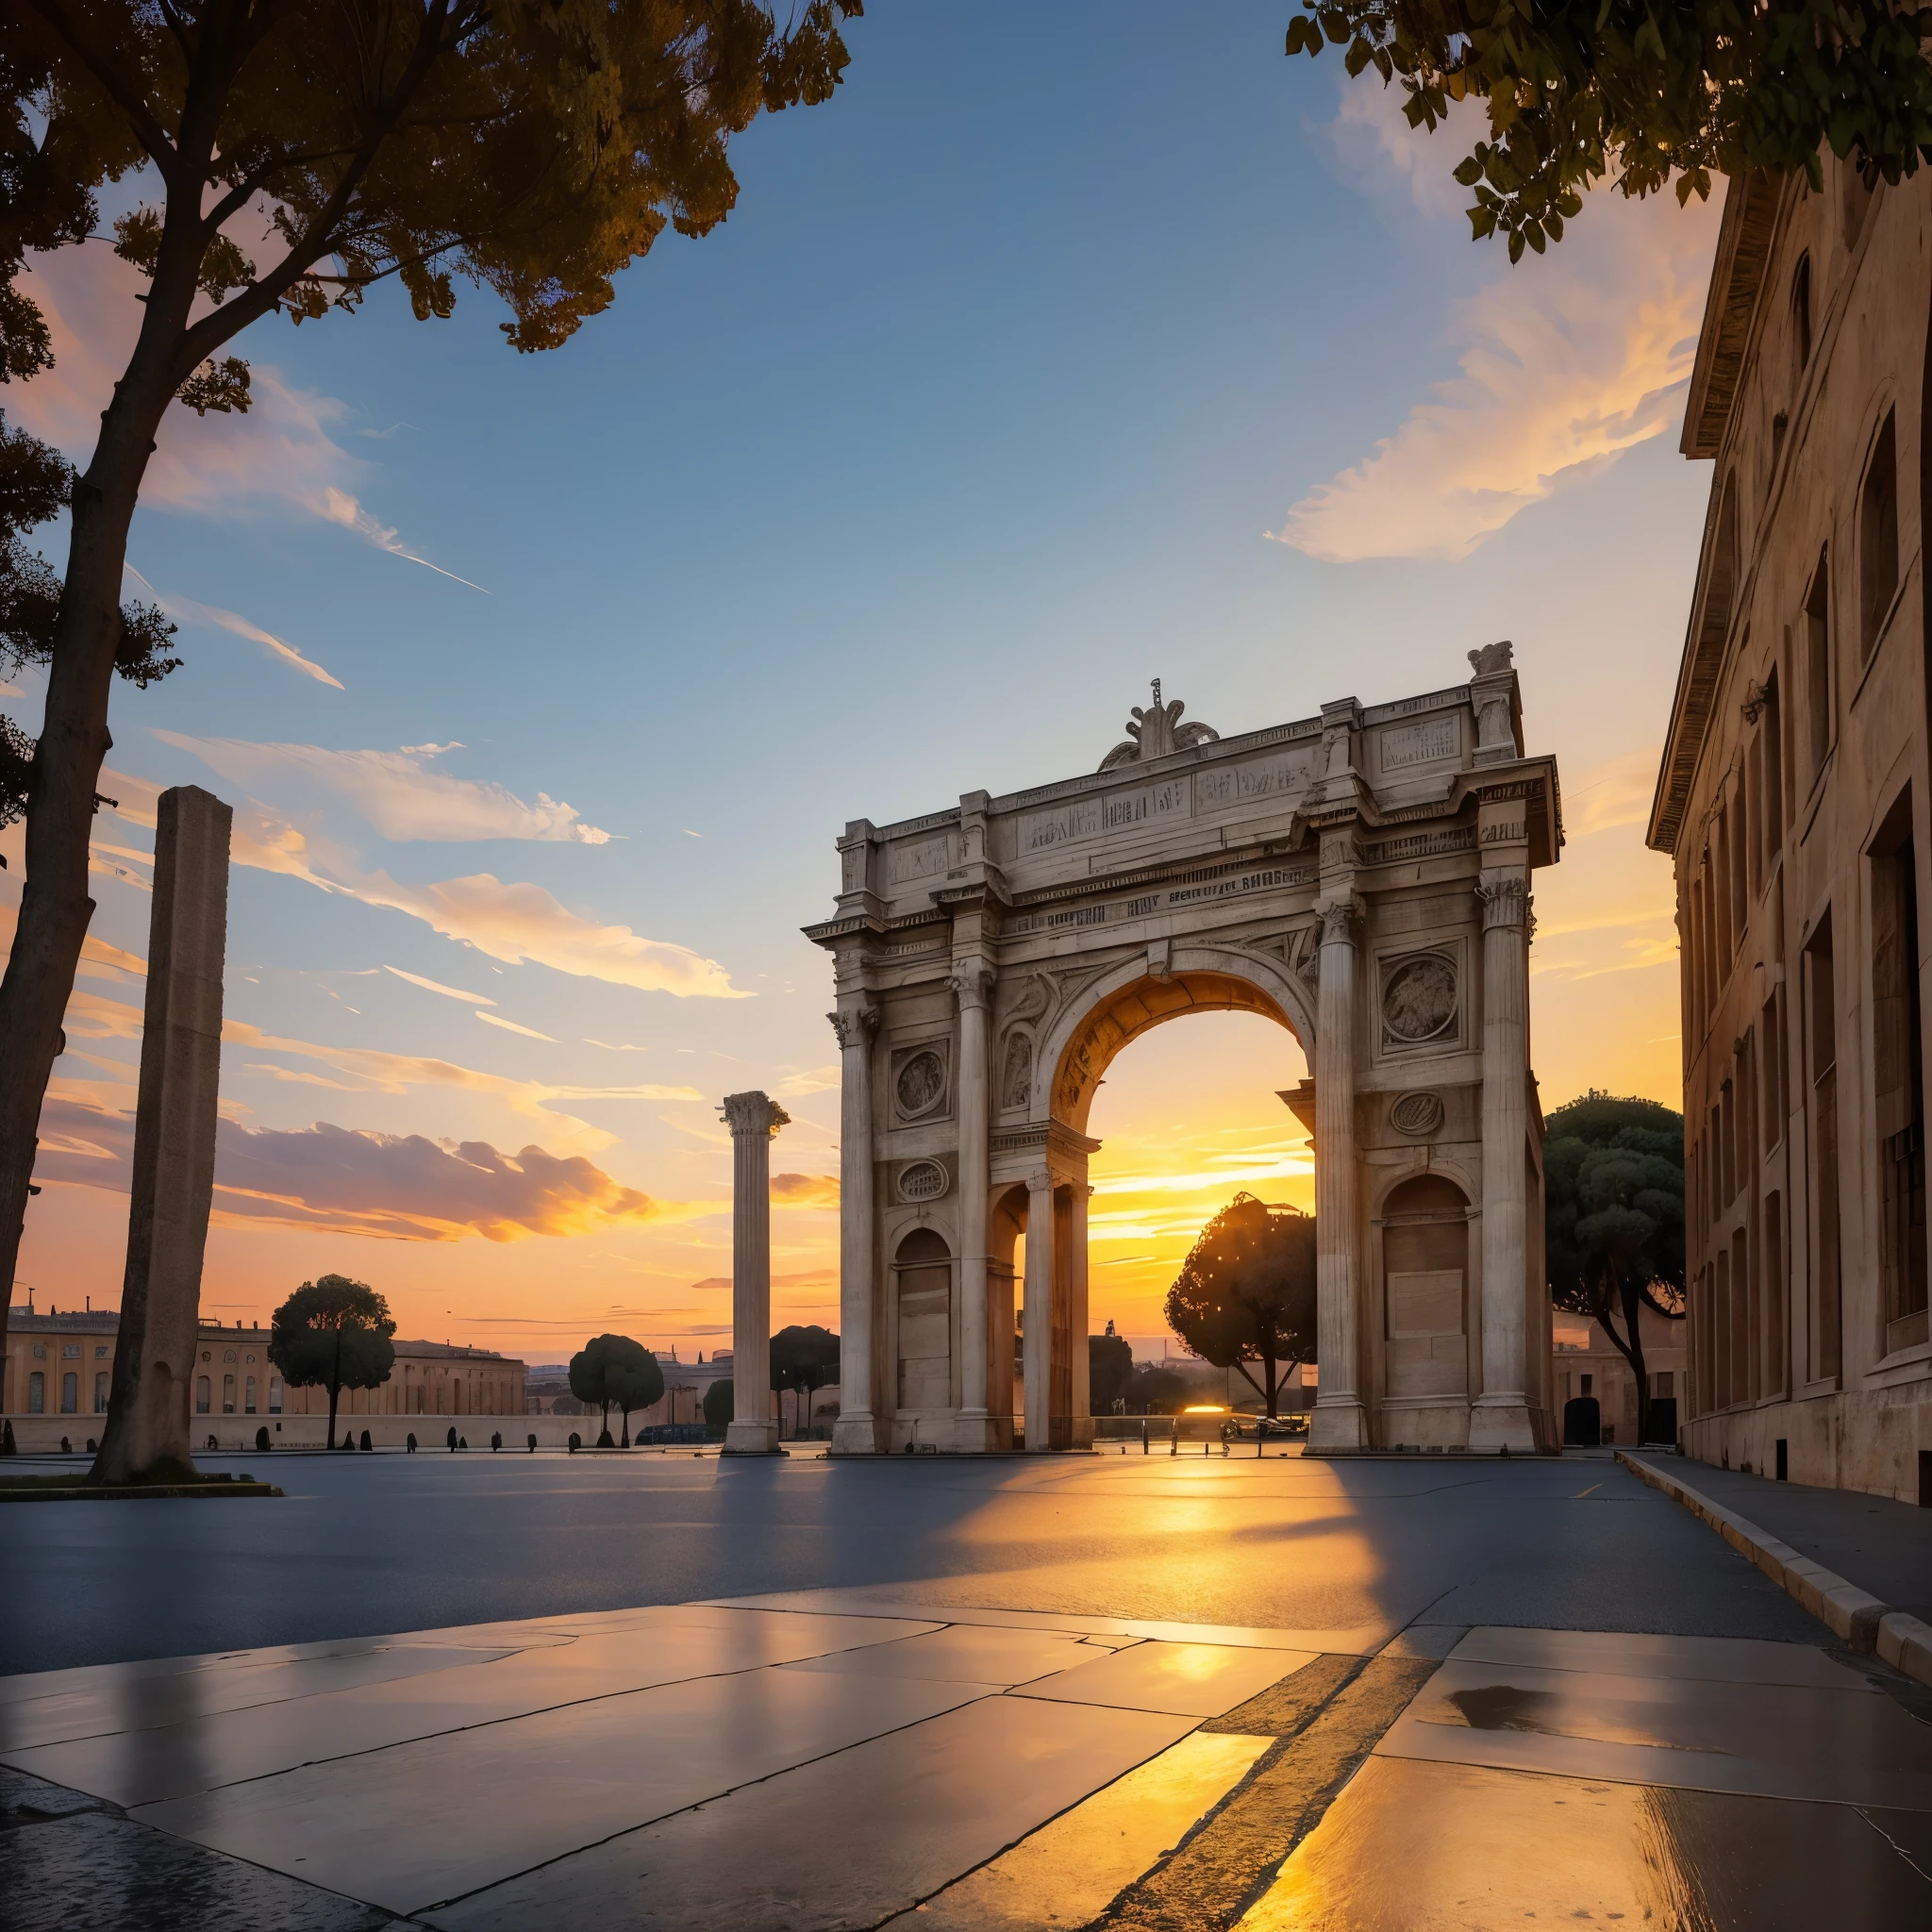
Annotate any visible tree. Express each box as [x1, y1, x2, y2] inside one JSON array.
[[267, 1274, 395, 1451], [1285, 0, 1932, 261], [1124, 1364, 1189, 1415], [569, 1332, 659, 1445], [0, 2, 863, 1402], [1164, 1195, 1317, 1420], [1089, 1332, 1133, 1414], [702, 1376, 734, 1436], [1545, 1091, 1687, 1447], [769, 1324, 838, 1436]]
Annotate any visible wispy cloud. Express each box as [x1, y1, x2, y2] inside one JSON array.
[[770, 1173, 840, 1208], [384, 963, 496, 1005], [12, 242, 480, 586], [1271, 87, 1719, 563], [477, 1011, 558, 1042], [152, 736, 611, 844], [136, 582, 345, 690]]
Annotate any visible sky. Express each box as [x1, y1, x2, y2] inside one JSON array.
[[1, 5, 1717, 1359]]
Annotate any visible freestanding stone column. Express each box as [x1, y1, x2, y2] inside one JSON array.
[[93, 786, 232, 1483], [1310, 896, 1369, 1450], [950, 959, 994, 1438], [1022, 1169, 1055, 1451], [1471, 871, 1535, 1451], [723, 1089, 789, 1455], [1070, 1182, 1092, 1447], [829, 1002, 879, 1455]]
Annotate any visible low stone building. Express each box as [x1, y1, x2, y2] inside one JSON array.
[[4, 1307, 525, 1425], [1551, 1308, 1689, 1446], [1648, 161, 1932, 1500]]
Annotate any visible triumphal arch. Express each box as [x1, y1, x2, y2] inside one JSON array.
[[807, 644, 1561, 1455]]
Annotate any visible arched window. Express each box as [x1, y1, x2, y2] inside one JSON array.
[[895, 1227, 953, 1411], [1382, 1174, 1471, 1401], [1860, 408, 1900, 659], [195, 1374, 210, 1414]]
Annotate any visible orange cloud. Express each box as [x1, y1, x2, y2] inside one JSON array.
[[770, 1173, 840, 1208], [30, 1095, 663, 1242]]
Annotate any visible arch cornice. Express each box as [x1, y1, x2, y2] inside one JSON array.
[[1033, 943, 1318, 1134]]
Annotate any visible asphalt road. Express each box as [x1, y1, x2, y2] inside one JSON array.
[[0, 1445, 1825, 1675]]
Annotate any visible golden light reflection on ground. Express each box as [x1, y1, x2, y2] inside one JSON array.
[[1083, 1010, 1311, 1342]]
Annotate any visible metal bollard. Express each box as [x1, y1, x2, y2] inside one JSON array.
[[1141, 1420, 1149, 1455], [1170, 1421, 1177, 1456]]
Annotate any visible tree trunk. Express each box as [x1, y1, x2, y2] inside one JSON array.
[[0, 222, 203, 1434], [1595, 1273, 1650, 1446], [1260, 1341, 1279, 1420]]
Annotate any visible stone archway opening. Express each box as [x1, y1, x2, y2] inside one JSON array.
[[1079, 1006, 1312, 1420]]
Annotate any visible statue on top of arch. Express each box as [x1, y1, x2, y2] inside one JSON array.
[[1097, 679, 1221, 772]]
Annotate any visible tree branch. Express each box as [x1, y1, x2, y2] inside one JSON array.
[[18, 0, 183, 180]]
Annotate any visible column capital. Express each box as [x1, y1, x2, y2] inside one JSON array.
[[1475, 873, 1528, 932], [826, 1003, 879, 1051], [721, 1090, 791, 1138], [1318, 896, 1364, 947], [949, 958, 995, 1010]]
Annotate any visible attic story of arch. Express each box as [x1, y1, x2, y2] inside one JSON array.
[[785, 643, 1563, 1455]]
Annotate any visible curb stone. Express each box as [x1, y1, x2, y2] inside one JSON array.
[[1616, 1449, 1932, 1690]]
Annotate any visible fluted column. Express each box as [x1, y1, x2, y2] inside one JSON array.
[[722, 1090, 789, 1455], [1070, 1182, 1093, 1448], [951, 960, 994, 1437], [829, 1003, 879, 1455], [1023, 1169, 1054, 1451], [1470, 871, 1536, 1451], [1310, 897, 1369, 1450]]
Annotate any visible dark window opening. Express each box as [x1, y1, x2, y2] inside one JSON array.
[[1861, 410, 1900, 660], [1807, 914, 1842, 1380], [1806, 552, 1831, 780], [1872, 794, 1928, 1351]]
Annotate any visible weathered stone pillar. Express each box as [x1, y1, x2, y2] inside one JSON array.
[[723, 1089, 789, 1455], [1471, 871, 1535, 1451], [1310, 896, 1369, 1450], [829, 1002, 878, 1455], [951, 959, 993, 1432], [1070, 1182, 1093, 1447], [93, 786, 232, 1483], [1023, 1169, 1055, 1451]]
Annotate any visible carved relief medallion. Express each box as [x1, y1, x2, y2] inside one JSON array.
[[1382, 953, 1457, 1044], [897, 1159, 948, 1203], [894, 1048, 948, 1120], [1389, 1091, 1446, 1137]]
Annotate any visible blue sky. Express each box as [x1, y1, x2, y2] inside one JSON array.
[[4, 4, 1720, 1355]]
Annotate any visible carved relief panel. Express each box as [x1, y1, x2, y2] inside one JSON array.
[[891, 1043, 952, 1125], [1378, 947, 1463, 1058]]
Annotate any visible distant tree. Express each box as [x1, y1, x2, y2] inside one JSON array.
[[1286, 0, 1932, 263], [268, 1276, 395, 1451], [570, 1333, 658, 1446], [703, 1378, 735, 1437], [0, 0, 864, 1397], [1089, 1333, 1134, 1413], [1164, 1196, 1318, 1419], [1546, 1091, 1687, 1447], [1124, 1364, 1190, 1415], [770, 1324, 840, 1436]]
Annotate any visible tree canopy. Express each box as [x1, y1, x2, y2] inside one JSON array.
[[1164, 1194, 1317, 1420], [770, 1324, 838, 1432], [569, 1332, 661, 1444], [702, 1376, 734, 1434], [1286, 0, 1932, 258], [269, 1274, 395, 1447], [1545, 1091, 1686, 1443]]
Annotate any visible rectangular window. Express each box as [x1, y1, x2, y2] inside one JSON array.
[[93, 1372, 108, 1413], [28, 1371, 43, 1413], [1655, 1371, 1674, 1399], [1872, 799, 1929, 1351], [1716, 1247, 1733, 1408], [1807, 914, 1842, 1378], [269, 1375, 282, 1414], [222, 1373, 235, 1414], [1861, 409, 1900, 659], [1715, 808, 1735, 962], [1806, 553, 1831, 782], [60, 1372, 76, 1413], [1764, 1192, 1786, 1397], [1747, 721, 1765, 902], [1764, 671, 1785, 855], [196, 1374, 210, 1415], [1762, 991, 1786, 1153], [1731, 781, 1750, 941], [244, 1375, 257, 1415]]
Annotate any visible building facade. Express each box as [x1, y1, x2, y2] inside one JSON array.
[[1552, 1308, 1689, 1446], [1650, 164, 1932, 1501], [4, 1308, 525, 1423], [809, 662, 1561, 1456]]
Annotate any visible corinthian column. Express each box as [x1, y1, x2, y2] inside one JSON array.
[[1023, 1169, 1054, 1451], [1311, 897, 1368, 1450], [722, 1090, 789, 1455], [951, 959, 994, 1441], [1470, 871, 1535, 1452], [829, 1003, 879, 1455]]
